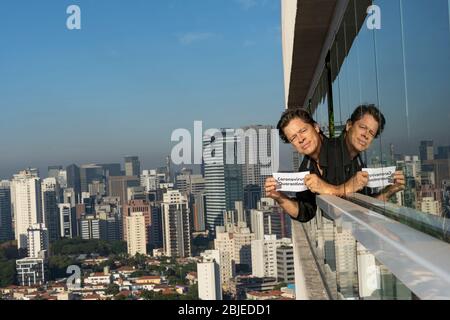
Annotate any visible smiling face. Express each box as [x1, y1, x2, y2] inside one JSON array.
[[346, 113, 380, 154], [283, 117, 322, 159]]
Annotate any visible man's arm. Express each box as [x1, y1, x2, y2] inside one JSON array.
[[375, 170, 406, 201], [265, 177, 318, 222], [304, 172, 369, 196]]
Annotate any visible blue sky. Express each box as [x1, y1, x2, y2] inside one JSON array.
[[0, 0, 289, 178]]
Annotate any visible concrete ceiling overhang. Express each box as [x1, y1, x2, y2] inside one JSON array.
[[287, 0, 338, 108]]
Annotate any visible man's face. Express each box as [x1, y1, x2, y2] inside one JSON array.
[[283, 118, 321, 157], [346, 114, 380, 153]]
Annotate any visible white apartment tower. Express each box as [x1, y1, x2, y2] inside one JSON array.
[[126, 212, 147, 256], [11, 169, 43, 249], [198, 250, 223, 300], [251, 234, 278, 278]]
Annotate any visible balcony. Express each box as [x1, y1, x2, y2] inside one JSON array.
[[292, 195, 450, 300]]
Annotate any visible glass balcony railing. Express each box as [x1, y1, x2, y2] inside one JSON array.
[[292, 195, 450, 300]]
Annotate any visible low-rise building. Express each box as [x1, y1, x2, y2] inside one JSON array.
[[134, 276, 162, 285], [84, 272, 112, 285]]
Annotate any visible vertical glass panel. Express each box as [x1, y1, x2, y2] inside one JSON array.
[[368, 0, 450, 218]]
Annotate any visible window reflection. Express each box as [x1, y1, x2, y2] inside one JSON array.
[[305, 0, 450, 299], [310, 0, 450, 218]]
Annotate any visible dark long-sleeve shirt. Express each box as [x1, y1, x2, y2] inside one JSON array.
[[294, 134, 372, 223]]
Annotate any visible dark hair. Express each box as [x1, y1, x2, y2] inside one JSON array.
[[348, 104, 386, 138], [277, 108, 318, 143]]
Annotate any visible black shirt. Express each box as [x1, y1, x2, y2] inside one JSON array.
[[294, 134, 371, 223]]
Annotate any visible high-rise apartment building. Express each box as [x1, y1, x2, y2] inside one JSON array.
[[0, 181, 13, 241], [58, 203, 74, 238], [41, 177, 60, 242], [162, 190, 191, 258], [277, 243, 295, 284], [11, 169, 43, 249], [27, 223, 49, 259], [126, 212, 147, 256], [80, 216, 106, 240], [198, 250, 223, 300], [122, 199, 151, 244]]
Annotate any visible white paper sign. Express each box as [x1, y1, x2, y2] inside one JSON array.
[[273, 172, 309, 192], [362, 166, 396, 189]]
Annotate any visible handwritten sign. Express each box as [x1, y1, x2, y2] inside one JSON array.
[[362, 166, 396, 188], [273, 172, 309, 192]]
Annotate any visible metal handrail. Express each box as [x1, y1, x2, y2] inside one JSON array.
[[316, 195, 450, 300]]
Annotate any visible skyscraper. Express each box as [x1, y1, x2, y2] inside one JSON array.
[[80, 216, 106, 240], [80, 164, 104, 193], [277, 243, 294, 284], [122, 200, 151, 244], [215, 222, 255, 272], [198, 250, 223, 300], [27, 223, 49, 259], [11, 169, 43, 249], [162, 190, 191, 258], [48, 166, 63, 179], [244, 184, 261, 211], [239, 125, 278, 195], [193, 193, 207, 232], [250, 206, 285, 241], [251, 234, 279, 278], [58, 203, 74, 238], [125, 156, 141, 177], [0, 181, 13, 242], [66, 164, 81, 203], [141, 170, 161, 192], [420, 140, 434, 162], [213, 227, 236, 289], [97, 163, 122, 177], [108, 176, 140, 206], [126, 212, 147, 256], [41, 177, 60, 242], [203, 130, 243, 236]]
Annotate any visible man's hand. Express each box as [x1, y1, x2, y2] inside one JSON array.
[[264, 177, 300, 219], [346, 171, 369, 194], [377, 170, 406, 201], [304, 174, 335, 195], [265, 177, 286, 203]]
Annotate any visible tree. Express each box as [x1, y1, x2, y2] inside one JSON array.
[[105, 284, 120, 296], [51, 238, 127, 256], [273, 282, 288, 291], [0, 246, 19, 287], [182, 284, 199, 300], [48, 255, 77, 281], [130, 270, 151, 278], [0, 260, 16, 287]]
